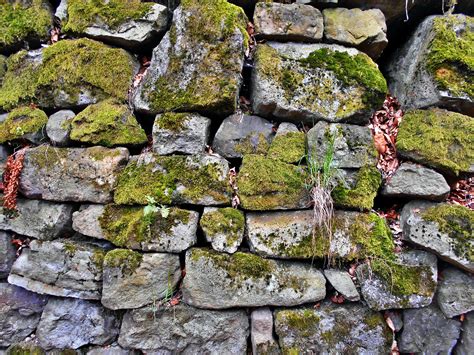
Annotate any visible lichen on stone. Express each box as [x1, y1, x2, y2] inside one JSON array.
[[0, 106, 47, 143], [155, 112, 190, 132], [200, 208, 244, 245], [104, 248, 143, 275], [268, 131, 306, 163], [234, 133, 271, 156]]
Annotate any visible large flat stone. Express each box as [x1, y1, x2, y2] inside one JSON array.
[[437, 267, 474, 318]]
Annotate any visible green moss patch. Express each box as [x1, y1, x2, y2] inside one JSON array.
[[70, 99, 147, 147], [396, 108, 474, 175], [268, 131, 306, 163], [0, 106, 47, 143], [235, 133, 271, 156], [155, 112, 190, 132], [104, 248, 143, 275], [200, 208, 244, 245], [277, 309, 320, 335]]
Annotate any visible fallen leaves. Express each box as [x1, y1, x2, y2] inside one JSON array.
[[377, 206, 403, 251], [447, 177, 473, 210], [11, 237, 30, 257], [228, 167, 240, 208], [330, 293, 345, 304], [2, 147, 27, 213]]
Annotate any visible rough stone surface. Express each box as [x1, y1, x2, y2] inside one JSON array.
[[213, 113, 274, 158], [102, 251, 181, 310], [118, 304, 249, 353], [0, 144, 8, 176], [437, 267, 474, 318], [0, 198, 73, 240], [324, 269, 360, 301], [456, 311, 474, 355], [37, 297, 119, 350], [86, 343, 136, 355], [267, 122, 305, 164], [0, 283, 48, 347], [254, 2, 323, 42], [399, 304, 462, 354], [182, 248, 326, 309], [20, 146, 129, 203], [356, 250, 438, 311], [8, 239, 105, 300], [323, 8, 387, 59], [275, 302, 392, 354], [0, 231, 16, 278], [382, 162, 450, 201], [251, 308, 280, 355], [72, 204, 105, 240], [0, 109, 47, 145], [46, 110, 75, 146]]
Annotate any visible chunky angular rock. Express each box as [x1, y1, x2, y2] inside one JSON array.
[[396, 108, 473, 176], [73, 204, 199, 252], [0, 107, 48, 144], [251, 42, 387, 124], [0, 231, 16, 278], [382, 162, 450, 201], [60, 0, 168, 51], [132, 0, 248, 117], [0, 198, 73, 240], [101, 250, 181, 310], [324, 269, 360, 301], [46, 110, 75, 146], [212, 113, 274, 159], [86, 343, 134, 355], [5, 341, 48, 355], [152, 112, 211, 155], [254, 2, 323, 42], [238, 155, 308, 210], [387, 15, 473, 116], [200, 207, 245, 254], [114, 153, 231, 206], [356, 250, 438, 311], [251, 308, 280, 355], [8, 239, 106, 299], [0, 283, 48, 347], [118, 304, 249, 353], [401, 201, 473, 273], [456, 311, 474, 355], [267, 122, 305, 164], [0, 144, 8, 176], [399, 304, 462, 354], [20, 146, 129, 203], [182, 248, 326, 309], [323, 8, 387, 59], [0, 39, 138, 110], [437, 267, 474, 318], [275, 302, 392, 354], [37, 298, 119, 350]]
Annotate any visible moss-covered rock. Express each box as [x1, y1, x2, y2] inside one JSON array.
[[132, 0, 248, 117], [200, 207, 245, 253], [6, 342, 46, 355], [0, 38, 137, 110], [70, 100, 147, 147], [114, 153, 231, 206], [0, 54, 6, 84], [396, 108, 474, 175], [238, 154, 308, 210], [0, 106, 47, 144], [267, 123, 306, 164]]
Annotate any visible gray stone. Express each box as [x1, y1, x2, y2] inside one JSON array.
[[323, 8, 387, 59], [0, 145, 8, 176], [385, 310, 403, 332], [0, 110, 47, 145], [213, 113, 274, 159], [0, 198, 73, 240], [275, 302, 392, 354], [37, 298, 119, 350], [153, 113, 211, 155], [251, 42, 386, 124], [86, 344, 137, 355], [182, 248, 326, 309], [324, 269, 360, 301], [0, 283, 48, 347], [401, 201, 473, 273], [456, 311, 474, 355], [399, 304, 461, 354], [20, 146, 129, 203], [307, 121, 377, 169], [382, 162, 450, 201], [8, 239, 105, 300], [254, 3, 323, 42], [357, 250, 438, 311], [387, 15, 473, 116], [437, 267, 474, 318], [0, 231, 16, 278], [102, 251, 181, 310], [72, 204, 105, 240], [46, 110, 74, 146], [118, 304, 249, 353], [251, 308, 281, 355]]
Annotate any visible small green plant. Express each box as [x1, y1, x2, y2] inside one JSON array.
[[143, 195, 170, 219]]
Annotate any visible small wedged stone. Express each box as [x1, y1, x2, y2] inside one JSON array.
[[46, 110, 75, 146], [456, 311, 474, 355], [0, 107, 48, 145], [73, 204, 199, 252], [251, 308, 281, 355], [0, 198, 73, 240], [8, 239, 106, 300], [19, 145, 129, 204], [401, 201, 473, 273], [118, 304, 249, 353], [37, 297, 119, 350], [254, 2, 323, 42], [274, 302, 392, 354], [0, 282, 48, 347], [0, 231, 16, 278], [251, 42, 387, 124], [382, 162, 450, 201], [182, 248, 326, 309], [212, 113, 274, 159], [153, 112, 211, 155], [324, 269, 360, 301], [399, 304, 462, 354], [356, 250, 438, 311], [437, 267, 474, 318]]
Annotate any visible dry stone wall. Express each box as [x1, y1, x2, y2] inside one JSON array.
[[0, 0, 473, 354]]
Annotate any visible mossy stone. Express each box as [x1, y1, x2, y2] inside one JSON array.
[[0, 106, 47, 143], [104, 248, 143, 275], [200, 207, 245, 252], [267, 131, 306, 164]]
